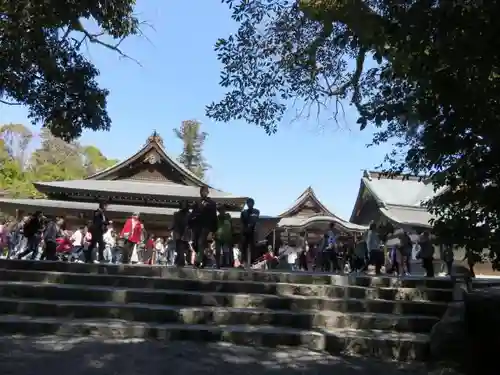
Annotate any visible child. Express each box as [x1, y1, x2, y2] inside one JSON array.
[[233, 244, 241, 268], [263, 246, 278, 270], [103, 226, 116, 264], [154, 237, 165, 265]]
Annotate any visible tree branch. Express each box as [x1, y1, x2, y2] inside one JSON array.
[[63, 20, 143, 67], [0, 99, 21, 106]]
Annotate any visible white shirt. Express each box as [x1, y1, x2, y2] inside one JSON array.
[[233, 247, 241, 261], [103, 229, 115, 248], [155, 240, 164, 253], [70, 230, 83, 247], [287, 248, 298, 264]]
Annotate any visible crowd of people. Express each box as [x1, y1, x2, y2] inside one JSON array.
[[0, 185, 466, 277], [0, 186, 257, 269], [273, 222, 459, 277]]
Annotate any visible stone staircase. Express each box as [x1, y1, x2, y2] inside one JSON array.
[[0, 259, 456, 361]]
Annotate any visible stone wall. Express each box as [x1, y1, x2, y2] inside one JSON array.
[[462, 287, 500, 375]]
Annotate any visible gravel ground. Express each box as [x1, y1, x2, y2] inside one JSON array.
[[0, 335, 458, 375]]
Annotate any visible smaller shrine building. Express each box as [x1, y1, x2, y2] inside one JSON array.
[[271, 186, 367, 247]]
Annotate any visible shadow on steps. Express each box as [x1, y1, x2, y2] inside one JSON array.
[[0, 335, 437, 375]]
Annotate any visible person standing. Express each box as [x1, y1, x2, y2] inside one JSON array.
[[190, 186, 218, 268], [154, 237, 165, 265], [17, 211, 43, 260], [442, 244, 454, 276], [398, 231, 413, 275], [172, 201, 190, 266], [4, 219, 16, 259], [216, 205, 233, 268], [103, 225, 116, 264], [232, 243, 241, 268], [41, 217, 64, 261], [366, 222, 383, 275], [69, 225, 86, 262], [143, 234, 155, 265], [119, 212, 143, 264], [352, 238, 368, 273], [240, 198, 260, 268], [418, 231, 435, 277], [85, 202, 108, 263], [322, 224, 339, 272]]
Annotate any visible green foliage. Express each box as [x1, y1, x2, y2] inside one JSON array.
[[81, 145, 119, 175], [0, 0, 140, 141], [173, 120, 210, 180], [0, 123, 117, 198], [209, 0, 500, 268]]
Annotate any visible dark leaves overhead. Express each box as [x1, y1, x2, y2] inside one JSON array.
[[210, 0, 500, 268], [207, 0, 358, 134], [0, 0, 140, 141]]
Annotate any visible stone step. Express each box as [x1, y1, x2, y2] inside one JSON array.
[[0, 296, 440, 333], [0, 282, 448, 317], [0, 259, 454, 288], [0, 270, 454, 302], [0, 314, 430, 361]]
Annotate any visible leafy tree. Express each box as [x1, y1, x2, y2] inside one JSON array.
[[0, 123, 33, 169], [0, 123, 118, 198], [30, 129, 86, 181], [0, 0, 141, 141], [0, 124, 38, 197], [173, 120, 210, 180], [209, 0, 500, 268], [81, 145, 119, 175]]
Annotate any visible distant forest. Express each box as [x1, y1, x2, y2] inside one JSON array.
[[0, 123, 119, 199]]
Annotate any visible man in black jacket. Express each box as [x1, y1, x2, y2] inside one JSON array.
[[189, 186, 218, 268], [172, 200, 190, 266], [85, 202, 108, 263], [240, 198, 260, 268], [17, 211, 43, 260]]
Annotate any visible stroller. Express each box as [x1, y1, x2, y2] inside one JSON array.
[[56, 237, 73, 262]]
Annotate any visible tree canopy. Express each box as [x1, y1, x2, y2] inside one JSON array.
[[0, 0, 140, 141], [173, 120, 211, 180], [208, 0, 500, 267], [0, 123, 118, 198]]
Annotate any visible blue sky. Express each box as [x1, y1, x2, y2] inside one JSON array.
[[0, 1, 392, 219]]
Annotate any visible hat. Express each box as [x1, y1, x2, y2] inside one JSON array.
[[132, 212, 140, 217]]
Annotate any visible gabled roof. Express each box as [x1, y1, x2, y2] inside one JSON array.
[[86, 131, 208, 187], [277, 187, 367, 232], [358, 171, 439, 207], [279, 186, 335, 218], [349, 170, 443, 228]]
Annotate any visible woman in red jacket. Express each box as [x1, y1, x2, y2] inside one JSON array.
[[120, 212, 143, 264]]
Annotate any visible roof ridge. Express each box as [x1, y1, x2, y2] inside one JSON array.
[[365, 170, 429, 182], [279, 186, 340, 219], [85, 133, 211, 188]]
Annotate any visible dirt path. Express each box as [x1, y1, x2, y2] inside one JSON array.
[[0, 335, 454, 375]]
